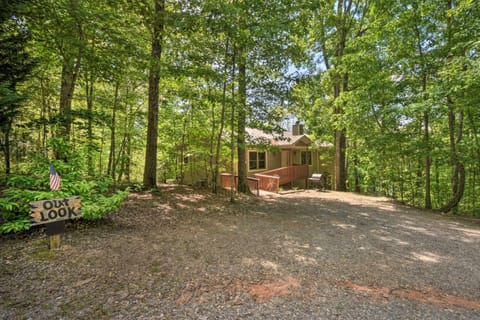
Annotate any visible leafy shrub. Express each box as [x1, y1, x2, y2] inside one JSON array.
[[0, 217, 31, 234], [82, 190, 129, 220], [0, 139, 130, 234]]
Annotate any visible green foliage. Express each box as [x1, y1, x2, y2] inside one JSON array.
[[0, 0, 478, 215], [82, 189, 129, 220], [6, 174, 42, 189], [0, 217, 30, 233], [0, 140, 129, 234], [294, 0, 480, 213], [0, 197, 19, 212]]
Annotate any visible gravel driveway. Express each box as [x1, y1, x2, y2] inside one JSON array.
[[1, 186, 479, 319]]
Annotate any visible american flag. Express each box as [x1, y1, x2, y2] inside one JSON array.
[[49, 164, 61, 191]]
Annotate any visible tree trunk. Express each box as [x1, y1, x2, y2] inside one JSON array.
[[56, 51, 82, 161], [58, 59, 78, 135], [414, 21, 432, 209], [124, 90, 133, 183], [440, 0, 465, 213], [179, 117, 187, 184], [126, 132, 131, 182], [108, 81, 119, 181], [332, 0, 348, 192], [440, 163, 465, 213], [236, 45, 249, 194], [421, 72, 431, 208], [440, 102, 465, 213], [209, 86, 216, 189], [333, 73, 348, 191], [229, 48, 237, 203], [116, 135, 127, 183], [85, 75, 94, 176], [40, 77, 50, 155], [117, 93, 130, 183], [353, 140, 360, 193], [143, 0, 165, 189], [1, 125, 11, 176], [212, 39, 230, 193], [334, 128, 347, 191], [57, 8, 83, 140], [213, 78, 227, 194], [424, 111, 432, 209], [421, 71, 431, 208], [467, 109, 480, 162]]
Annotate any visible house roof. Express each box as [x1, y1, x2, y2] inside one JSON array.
[[246, 128, 312, 148]]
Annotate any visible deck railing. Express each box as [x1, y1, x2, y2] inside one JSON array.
[[252, 165, 309, 192], [221, 165, 309, 194], [220, 173, 260, 196], [251, 173, 280, 193]]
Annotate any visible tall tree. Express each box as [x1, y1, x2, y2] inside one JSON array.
[[107, 81, 120, 180], [309, 0, 369, 191], [212, 39, 232, 193], [143, 0, 165, 189], [28, 0, 93, 160], [0, 0, 34, 175], [234, 0, 301, 193], [58, 1, 84, 140], [385, 0, 441, 208], [236, 43, 249, 193], [438, 0, 474, 212]]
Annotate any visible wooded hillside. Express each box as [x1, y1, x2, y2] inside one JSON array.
[[1, 0, 479, 222]]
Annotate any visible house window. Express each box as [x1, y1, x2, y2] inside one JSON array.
[[301, 151, 312, 165], [249, 151, 266, 170]]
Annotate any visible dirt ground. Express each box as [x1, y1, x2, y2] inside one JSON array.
[[1, 185, 480, 319]]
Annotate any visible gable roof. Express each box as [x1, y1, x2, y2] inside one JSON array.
[[246, 128, 312, 148]]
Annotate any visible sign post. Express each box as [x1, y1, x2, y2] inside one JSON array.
[[30, 196, 82, 249]]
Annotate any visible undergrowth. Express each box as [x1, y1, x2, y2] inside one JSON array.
[[0, 139, 129, 234]]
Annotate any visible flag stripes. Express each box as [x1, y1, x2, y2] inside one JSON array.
[[49, 164, 61, 191]]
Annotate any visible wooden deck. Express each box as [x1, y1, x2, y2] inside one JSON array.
[[220, 174, 260, 196], [221, 165, 309, 194]]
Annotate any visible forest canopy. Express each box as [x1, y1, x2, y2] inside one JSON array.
[[1, 0, 479, 233]]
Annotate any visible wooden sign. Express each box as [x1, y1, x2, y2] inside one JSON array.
[[30, 196, 82, 225]]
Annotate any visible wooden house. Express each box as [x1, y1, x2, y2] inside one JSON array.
[[221, 123, 334, 193]]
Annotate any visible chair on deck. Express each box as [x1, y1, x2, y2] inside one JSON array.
[[308, 173, 324, 190]]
